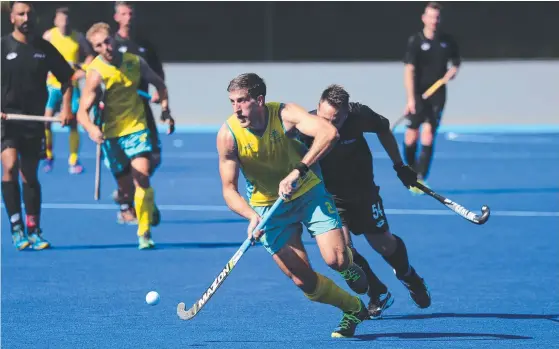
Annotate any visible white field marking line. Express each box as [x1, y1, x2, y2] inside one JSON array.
[[72, 151, 559, 160], [445, 132, 559, 144], [1, 203, 558, 217]]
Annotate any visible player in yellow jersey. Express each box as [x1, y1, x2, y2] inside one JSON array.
[[77, 23, 172, 250], [217, 73, 370, 338], [42, 7, 94, 174]]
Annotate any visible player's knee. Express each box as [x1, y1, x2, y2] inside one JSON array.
[[324, 245, 349, 272], [420, 124, 434, 145], [365, 231, 397, 257], [2, 160, 18, 181], [405, 129, 419, 145]]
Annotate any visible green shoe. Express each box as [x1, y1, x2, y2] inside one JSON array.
[[339, 263, 369, 295], [331, 299, 369, 338], [28, 228, 51, 250], [138, 232, 155, 250], [11, 225, 30, 251]]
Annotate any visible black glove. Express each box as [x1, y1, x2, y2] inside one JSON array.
[[393, 162, 417, 188], [160, 109, 171, 122]]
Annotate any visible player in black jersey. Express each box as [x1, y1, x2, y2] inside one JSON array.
[[300, 84, 431, 318], [1, 1, 74, 250], [111, 1, 175, 224], [403, 2, 461, 194]]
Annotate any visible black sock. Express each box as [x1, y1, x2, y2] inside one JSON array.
[[417, 145, 434, 180], [404, 142, 418, 170], [22, 182, 41, 227], [2, 181, 23, 229], [382, 235, 412, 279], [351, 248, 388, 297]]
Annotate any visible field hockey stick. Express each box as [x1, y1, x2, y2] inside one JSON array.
[[177, 196, 285, 320], [93, 100, 106, 201], [5, 114, 62, 123], [391, 78, 447, 132], [414, 181, 490, 225]]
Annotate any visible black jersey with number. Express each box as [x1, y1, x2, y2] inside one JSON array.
[[114, 33, 165, 91], [300, 102, 390, 202], [403, 31, 461, 93], [1, 34, 73, 135]]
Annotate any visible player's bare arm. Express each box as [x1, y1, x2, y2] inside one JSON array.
[[281, 103, 339, 167], [76, 70, 103, 143], [139, 57, 174, 133], [404, 64, 416, 114], [217, 124, 264, 240]]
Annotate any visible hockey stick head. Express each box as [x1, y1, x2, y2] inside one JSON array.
[[475, 205, 491, 225], [177, 302, 197, 320]]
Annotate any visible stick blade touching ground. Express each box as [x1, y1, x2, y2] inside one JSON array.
[[177, 302, 197, 320]]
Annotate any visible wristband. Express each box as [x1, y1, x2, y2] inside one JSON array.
[[294, 162, 309, 176]]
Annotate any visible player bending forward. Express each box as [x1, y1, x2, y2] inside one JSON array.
[[217, 73, 370, 338], [77, 23, 172, 250], [301, 85, 431, 318]]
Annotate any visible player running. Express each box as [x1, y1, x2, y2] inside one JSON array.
[[403, 2, 461, 193], [1, 1, 74, 250], [217, 73, 370, 338], [300, 84, 432, 318], [77, 23, 173, 250], [111, 1, 175, 225], [42, 6, 94, 174]]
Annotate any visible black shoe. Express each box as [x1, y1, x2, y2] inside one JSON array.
[[368, 291, 394, 319], [331, 298, 370, 338], [398, 267, 431, 309]]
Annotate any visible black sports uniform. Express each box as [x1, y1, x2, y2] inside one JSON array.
[[403, 31, 461, 130], [113, 33, 165, 156], [1, 34, 74, 157], [301, 102, 391, 235]]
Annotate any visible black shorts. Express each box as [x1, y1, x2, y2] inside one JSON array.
[[334, 186, 390, 235], [1, 125, 46, 159], [407, 90, 446, 130]]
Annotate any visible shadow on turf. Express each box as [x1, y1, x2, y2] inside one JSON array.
[[383, 313, 559, 323], [354, 332, 532, 341], [439, 187, 559, 195]]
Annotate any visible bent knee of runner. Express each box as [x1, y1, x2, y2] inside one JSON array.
[[365, 230, 397, 257], [324, 242, 350, 272], [131, 155, 151, 188]]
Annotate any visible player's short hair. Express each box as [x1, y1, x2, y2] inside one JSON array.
[[227, 73, 267, 100], [9, 1, 33, 12], [86, 22, 110, 42], [55, 6, 69, 15], [320, 84, 350, 110], [425, 2, 442, 11], [115, 1, 133, 12]]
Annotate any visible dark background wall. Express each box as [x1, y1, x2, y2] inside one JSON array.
[[2, 1, 558, 62]]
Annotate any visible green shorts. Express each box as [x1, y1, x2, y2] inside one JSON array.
[[252, 183, 342, 255]]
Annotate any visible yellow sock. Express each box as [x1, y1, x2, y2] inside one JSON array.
[[134, 186, 154, 237], [45, 129, 53, 160], [68, 128, 80, 165], [304, 273, 361, 313]]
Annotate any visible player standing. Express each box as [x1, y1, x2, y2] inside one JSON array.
[[403, 2, 461, 193], [301, 85, 431, 318], [42, 6, 94, 174], [77, 23, 172, 250], [111, 1, 174, 224], [1, 1, 74, 250], [217, 73, 371, 338]]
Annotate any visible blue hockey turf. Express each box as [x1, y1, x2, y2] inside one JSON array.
[[2, 131, 558, 348]]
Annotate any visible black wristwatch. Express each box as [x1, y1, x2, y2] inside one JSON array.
[[294, 162, 309, 176]]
